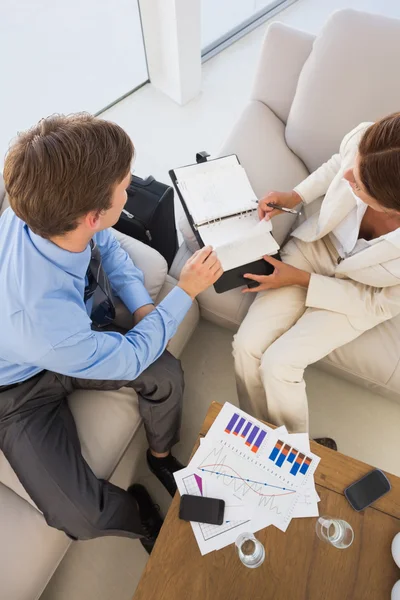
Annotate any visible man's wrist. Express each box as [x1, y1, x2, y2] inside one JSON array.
[[133, 303, 155, 324], [177, 283, 195, 301]]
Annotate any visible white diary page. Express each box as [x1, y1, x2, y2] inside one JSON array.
[[176, 157, 257, 225], [200, 215, 280, 272]]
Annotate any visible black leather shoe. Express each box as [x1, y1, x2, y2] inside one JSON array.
[[146, 449, 185, 497], [128, 483, 163, 555], [314, 438, 338, 451]]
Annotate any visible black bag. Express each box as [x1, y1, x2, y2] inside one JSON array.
[[113, 175, 178, 268]]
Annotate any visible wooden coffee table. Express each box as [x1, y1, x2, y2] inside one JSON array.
[[134, 402, 400, 600]]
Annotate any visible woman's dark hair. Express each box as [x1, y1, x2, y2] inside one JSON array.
[[358, 112, 400, 211]]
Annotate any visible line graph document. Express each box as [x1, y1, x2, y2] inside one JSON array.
[[190, 439, 299, 529]]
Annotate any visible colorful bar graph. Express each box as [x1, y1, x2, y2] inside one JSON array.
[[287, 448, 297, 464], [269, 439, 284, 461], [225, 413, 239, 434], [300, 456, 312, 475], [233, 417, 245, 436], [224, 413, 269, 452], [290, 452, 305, 476], [241, 422, 252, 439], [276, 444, 291, 467], [245, 425, 259, 447], [251, 430, 267, 453]]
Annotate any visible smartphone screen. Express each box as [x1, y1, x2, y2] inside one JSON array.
[[344, 469, 391, 511], [179, 495, 225, 525]]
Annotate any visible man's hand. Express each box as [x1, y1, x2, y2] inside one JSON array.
[[258, 190, 302, 221], [242, 255, 311, 293], [133, 303, 155, 325], [178, 246, 223, 299]]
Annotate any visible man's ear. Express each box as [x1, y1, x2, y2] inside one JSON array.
[[85, 210, 102, 231]]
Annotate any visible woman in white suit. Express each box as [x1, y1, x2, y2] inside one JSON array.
[[233, 113, 400, 436]]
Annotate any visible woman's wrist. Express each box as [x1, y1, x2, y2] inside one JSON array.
[[295, 270, 311, 288], [291, 190, 303, 206]]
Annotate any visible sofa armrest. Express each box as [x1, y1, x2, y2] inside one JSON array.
[[251, 23, 315, 124], [111, 228, 168, 302]]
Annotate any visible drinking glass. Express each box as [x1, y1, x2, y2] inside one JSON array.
[[316, 516, 354, 549], [235, 532, 265, 568]]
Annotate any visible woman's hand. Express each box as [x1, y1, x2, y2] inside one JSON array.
[[258, 190, 302, 221], [242, 255, 311, 293]]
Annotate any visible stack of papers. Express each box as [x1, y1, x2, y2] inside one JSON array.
[[174, 403, 321, 555]]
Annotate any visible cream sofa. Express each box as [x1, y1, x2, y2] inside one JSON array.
[[0, 179, 199, 600], [174, 8, 400, 402]]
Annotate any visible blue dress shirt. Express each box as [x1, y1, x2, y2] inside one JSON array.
[[0, 209, 192, 385]]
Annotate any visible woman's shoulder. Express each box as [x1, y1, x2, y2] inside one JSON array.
[[340, 122, 373, 155]]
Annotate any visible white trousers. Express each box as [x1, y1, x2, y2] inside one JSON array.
[[233, 236, 374, 433]]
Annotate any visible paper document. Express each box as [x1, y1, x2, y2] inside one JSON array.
[[174, 403, 321, 555], [204, 219, 279, 272], [176, 157, 257, 225], [174, 155, 281, 272]]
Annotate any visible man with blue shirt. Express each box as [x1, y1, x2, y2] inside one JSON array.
[[0, 113, 222, 554]]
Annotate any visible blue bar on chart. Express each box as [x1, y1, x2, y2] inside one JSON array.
[[269, 439, 284, 461], [276, 444, 291, 467], [251, 430, 267, 454], [300, 456, 312, 474], [225, 413, 239, 434], [245, 425, 259, 447], [233, 417, 246, 436], [287, 448, 298, 464], [290, 452, 305, 476], [241, 422, 252, 439]]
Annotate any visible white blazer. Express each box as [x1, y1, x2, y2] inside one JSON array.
[[291, 123, 400, 330]]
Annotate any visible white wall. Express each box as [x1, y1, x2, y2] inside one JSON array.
[[0, 0, 148, 165]]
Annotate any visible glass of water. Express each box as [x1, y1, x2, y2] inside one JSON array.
[[316, 516, 354, 549], [235, 532, 265, 568]]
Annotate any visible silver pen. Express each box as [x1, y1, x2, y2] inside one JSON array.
[[252, 199, 300, 215]]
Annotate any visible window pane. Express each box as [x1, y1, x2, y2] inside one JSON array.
[[0, 0, 148, 165], [201, 0, 287, 52]]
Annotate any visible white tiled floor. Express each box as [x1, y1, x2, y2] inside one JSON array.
[[41, 1, 400, 599]]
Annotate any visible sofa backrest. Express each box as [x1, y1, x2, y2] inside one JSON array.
[[285, 9, 400, 172]]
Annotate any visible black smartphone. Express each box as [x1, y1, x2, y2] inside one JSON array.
[[344, 469, 391, 511], [179, 495, 225, 525]]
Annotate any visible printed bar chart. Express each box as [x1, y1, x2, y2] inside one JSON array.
[[225, 413, 239, 434], [245, 425, 259, 447], [290, 452, 306, 476], [276, 444, 291, 467], [251, 430, 267, 454], [233, 417, 246, 436], [269, 439, 284, 462], [224, 414, 269, 452], [268, 441, 312, 479], [241, 422, 252, 439], [300, 456, 312, 475]]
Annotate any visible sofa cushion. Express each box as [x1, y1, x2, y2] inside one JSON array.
[[320, 312, 400, 402], [219, 100, 309, 247], [286, 9, 400, 172], [111, 228, 168, 302], [0, 483, 70, 600], [0, 388, 142, 510]]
